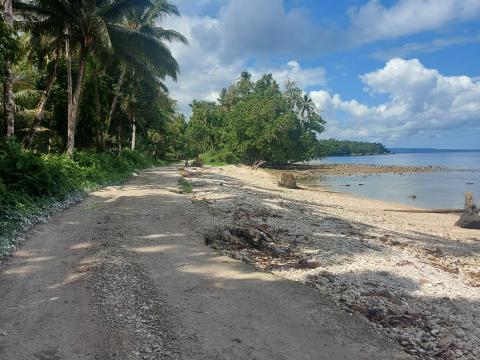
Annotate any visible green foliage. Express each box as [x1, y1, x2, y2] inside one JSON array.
[[11, 0, 186, 156], [184, 73, 326, 164], [199, 150, 237, 165], [178, 177, 192, 194], [185, 101, 225, 158], [0, 17, 19, 68], [0, 140, 160, 258], [319, 139, 390, 156]]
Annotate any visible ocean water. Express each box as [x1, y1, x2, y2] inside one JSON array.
[[305, 152, 480, 209]]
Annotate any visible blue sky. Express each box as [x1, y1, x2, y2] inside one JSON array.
[[164, 0, 480, 148]]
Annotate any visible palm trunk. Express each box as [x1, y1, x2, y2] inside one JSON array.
[[65, 30, 73, 150], [131, 115, 136, 150], [93, 66, 103, 150], [3, 0, 15, 138], [25, 49, 60, 147], [117, 117, 122, 155], [104, 63, 126, 139], [66, 45, 87, 157]]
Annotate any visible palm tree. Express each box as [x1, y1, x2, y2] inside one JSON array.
[[15, 0, 183, 157], [102, 0, 187, 148], [24, 36, 62, 147], [299, 93, 315, 122], [2, 0, 15, 138]]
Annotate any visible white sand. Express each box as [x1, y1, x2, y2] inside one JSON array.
[[185, 165, 480, 360]]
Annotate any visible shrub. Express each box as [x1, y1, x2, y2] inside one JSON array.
[[0, 141, 160, 259], [199, 150, 238, 165]]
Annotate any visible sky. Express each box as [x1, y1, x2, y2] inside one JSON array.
[[163, 0, 480, 149]]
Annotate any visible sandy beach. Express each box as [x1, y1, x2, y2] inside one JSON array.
[[183, 164, 480, 360]]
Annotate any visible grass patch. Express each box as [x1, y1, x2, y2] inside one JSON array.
[[0, 141, 164, 260], [178, 177, 193, 194]]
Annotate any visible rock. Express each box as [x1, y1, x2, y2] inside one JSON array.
[[455, 192, 480, 229], [0, 330, 7, 336], [455, 329, 466, 338], [367, 307, 385, 321], [422, 342, 434, 351], [438, 335, 454, 349], [297, 258, 321, 269], [278, 172, 297, 189]]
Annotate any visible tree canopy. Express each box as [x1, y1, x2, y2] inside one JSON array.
[[1, 0, 186, 157], [185, 72, 326, 164], [319, 139, 390, 157]]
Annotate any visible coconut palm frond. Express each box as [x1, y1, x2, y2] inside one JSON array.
[[108, 23, 179, 80], [16, 107, 38, 120], [143, 0, 180, 23], [140, 25, 188, 44], [100, 0, 154, 22], [13, 89, 42, 103], [89, 14, 113, 54]]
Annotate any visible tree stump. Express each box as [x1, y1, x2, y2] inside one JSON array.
[[278, 172, 297, 189], [455, 192, 480, 229]]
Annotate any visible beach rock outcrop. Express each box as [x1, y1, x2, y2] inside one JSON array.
[[278, 172, 297, 189], [455, 192, 480, 229]]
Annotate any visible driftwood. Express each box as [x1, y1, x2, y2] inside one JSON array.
[[251, 160, 266, 169], [455, 192, 480, 229]]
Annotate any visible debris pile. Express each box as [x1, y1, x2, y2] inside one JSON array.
[[205, 226, 290, 258]]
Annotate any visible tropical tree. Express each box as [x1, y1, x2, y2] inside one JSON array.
[[102, 0, 187, 148], [23, 35, 62, 147], [14, 0, 184, 157], [299, 93, 315, 121]]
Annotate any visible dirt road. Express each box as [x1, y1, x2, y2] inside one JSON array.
[[0, 166, 408, 359]]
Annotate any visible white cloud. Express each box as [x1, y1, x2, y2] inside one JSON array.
[[348, 0, 480, 44], [311, 58, 480, 141], [164, 14, 327, 113], [163, 0, 480, 143], [370, 33, 480, 60], [250, 61, 326, 89]]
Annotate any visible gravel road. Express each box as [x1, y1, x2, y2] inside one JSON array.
[[0, 166, 408, 359]]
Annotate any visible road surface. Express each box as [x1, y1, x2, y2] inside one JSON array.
[[0, 166, 407, 359]]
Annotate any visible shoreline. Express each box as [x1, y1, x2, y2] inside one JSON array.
[[184, 164, 480, 360]]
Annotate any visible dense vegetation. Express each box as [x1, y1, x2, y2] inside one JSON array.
[[1, 0, 187, 157], [184, 72, 326, 164], [319, 139, 390, 156], [0, 141, 162, 257], [0, 0, 187, 256]]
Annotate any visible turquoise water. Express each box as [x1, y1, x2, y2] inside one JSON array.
[[306, 152, 480, 209]]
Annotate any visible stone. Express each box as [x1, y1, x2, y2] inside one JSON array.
[[278, 172, 297, 189], [455, 329, 466, 338], [421, 342, 434, 351], [438, 335, 454, 348]]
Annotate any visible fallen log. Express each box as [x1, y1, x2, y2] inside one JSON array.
[[251, 160, 266, 169]]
